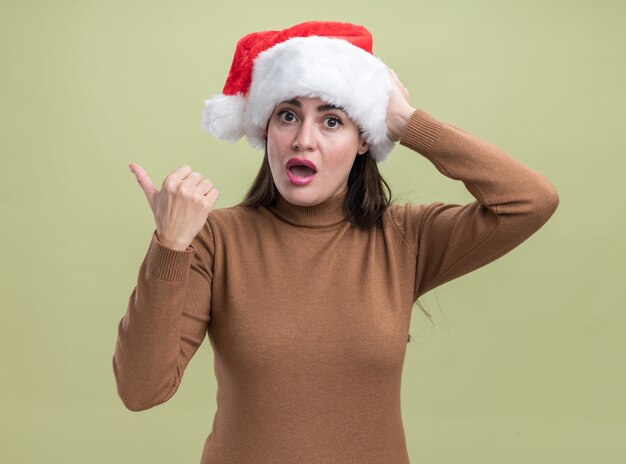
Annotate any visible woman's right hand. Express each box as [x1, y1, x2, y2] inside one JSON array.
[[386, 68, 416, 142], [129, 163, 220, 251]]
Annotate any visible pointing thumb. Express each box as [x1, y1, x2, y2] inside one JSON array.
[[128, 162, 158, 213]]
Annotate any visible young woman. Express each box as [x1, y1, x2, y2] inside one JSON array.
[[114, 21, 559, 464]]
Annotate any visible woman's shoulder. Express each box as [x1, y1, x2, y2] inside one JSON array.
[[382, 199, 436, 241], [384, 199, 424, 221]]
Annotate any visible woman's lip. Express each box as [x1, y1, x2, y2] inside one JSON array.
[[286, 157, 317, 172], [285, 157, 317, 186], [286, 166, 316, 185]]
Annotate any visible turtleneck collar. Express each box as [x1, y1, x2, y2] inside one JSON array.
[[269, 189, 349, 228]]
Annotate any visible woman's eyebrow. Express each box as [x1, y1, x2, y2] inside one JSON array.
[[281, 98, 301, 107], [280, 98, 346, 113], [317, 103, 344, 112]]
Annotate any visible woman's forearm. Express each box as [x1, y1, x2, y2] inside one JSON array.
[[112, 229, 213, 411], [399, 109, 559, 221], [395, 108, 559, 298]]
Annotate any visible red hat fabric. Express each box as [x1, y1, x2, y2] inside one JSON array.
[[201, 21, 394, 162], [222, 22, 374, 97]]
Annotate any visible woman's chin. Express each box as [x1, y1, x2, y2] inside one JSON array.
[[278, 185, 324, 207]]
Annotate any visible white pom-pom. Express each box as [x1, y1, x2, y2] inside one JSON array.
[[201, 93, 246, 142]]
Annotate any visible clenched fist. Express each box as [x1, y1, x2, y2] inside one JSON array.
[[129, 163, 219, 251]]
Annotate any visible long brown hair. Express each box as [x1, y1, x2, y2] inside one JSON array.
[[237, 147, 392, 229]]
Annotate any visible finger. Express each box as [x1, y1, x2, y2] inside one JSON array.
[[171, 164, 193, 180], [389, 68, 401, 85], [204, 187, 220, 207], [163, 165, 193, 193], [198, 178, 214, 195], [129, 163, 158, 207], [389, 68, 410, 99], [183, 171, 205, 187]]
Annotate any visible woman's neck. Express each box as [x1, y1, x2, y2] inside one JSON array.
[[269, 190, 349, 228]]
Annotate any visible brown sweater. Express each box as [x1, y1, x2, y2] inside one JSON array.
[[113, 108, 559, 463]]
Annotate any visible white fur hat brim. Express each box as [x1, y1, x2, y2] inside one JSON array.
[[202, 36, 395, 162]]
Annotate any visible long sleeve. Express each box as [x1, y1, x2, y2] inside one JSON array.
[[112, 220, 215, 411], [392, 109, 559, 300]]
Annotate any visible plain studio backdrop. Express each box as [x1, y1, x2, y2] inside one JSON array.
[[1, 1, 624, 463]]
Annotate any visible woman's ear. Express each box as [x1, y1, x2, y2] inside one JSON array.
[[263, 119, 270, 139], [357, 138, 369, 155]]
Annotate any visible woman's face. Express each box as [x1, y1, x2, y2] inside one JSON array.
[[265, 96, 369, 206]]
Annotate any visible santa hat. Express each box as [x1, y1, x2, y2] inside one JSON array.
[[201, 21, 395, 162]]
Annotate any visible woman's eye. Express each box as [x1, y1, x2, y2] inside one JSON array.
[[278, 110, 296, 122], [324, 116, 343, 128]]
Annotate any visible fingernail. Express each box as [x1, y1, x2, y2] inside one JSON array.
[[128, 164, 134, 174]]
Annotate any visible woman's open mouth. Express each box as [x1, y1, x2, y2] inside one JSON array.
[[286, 158, 317, 186]]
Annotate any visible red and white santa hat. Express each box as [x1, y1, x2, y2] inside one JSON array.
[[201, 21, 395, 162]]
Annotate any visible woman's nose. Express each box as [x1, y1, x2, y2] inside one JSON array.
[[292, 119, 316, 151]]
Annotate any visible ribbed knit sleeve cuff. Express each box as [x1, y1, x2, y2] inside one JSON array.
[[143, 230, 195, 282], [399, 108, 445, 156]]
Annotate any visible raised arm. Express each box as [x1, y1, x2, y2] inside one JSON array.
[[113, 163, 219, 411], [392, 108, 559, 300]]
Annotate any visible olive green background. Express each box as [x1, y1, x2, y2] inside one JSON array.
[[2, 0, 624, 462]]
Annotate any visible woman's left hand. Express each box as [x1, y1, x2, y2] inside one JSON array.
[[386, 69, 416, 142]]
